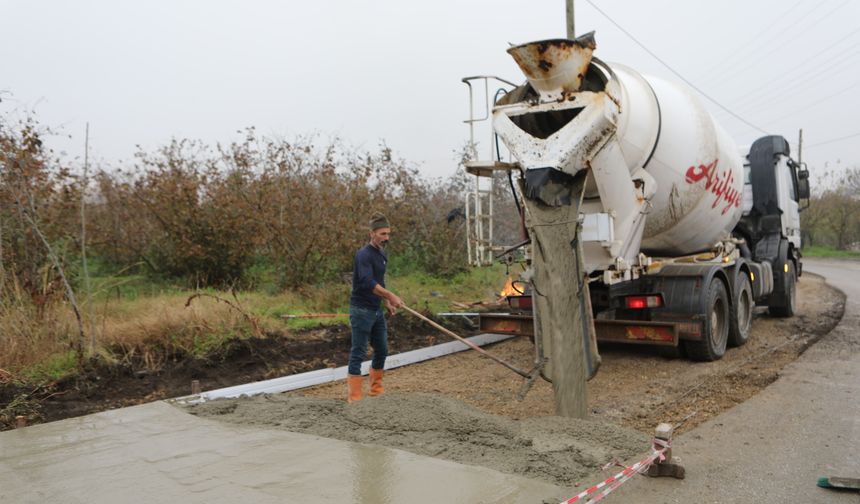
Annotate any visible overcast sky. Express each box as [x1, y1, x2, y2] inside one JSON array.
[[2, 0, 858, 181]]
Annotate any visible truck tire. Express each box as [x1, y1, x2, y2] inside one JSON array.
[[769, 261, 796, 317], [729, 272, 753, 347], [685, 278, 729, 361]]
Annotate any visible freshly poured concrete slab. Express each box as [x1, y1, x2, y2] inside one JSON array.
[[0, 401, 560, 504]]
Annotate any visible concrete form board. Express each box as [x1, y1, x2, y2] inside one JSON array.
[[174, 333, 515, 404]]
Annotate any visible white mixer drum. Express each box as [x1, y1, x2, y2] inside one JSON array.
[[613, 68, 745, 256], [496, 41, 746, 259]]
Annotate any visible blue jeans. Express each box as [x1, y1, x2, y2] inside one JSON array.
[[348, 305, 388, 376]]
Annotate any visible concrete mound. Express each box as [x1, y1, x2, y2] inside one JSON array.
[[188, 392, 648, 486]]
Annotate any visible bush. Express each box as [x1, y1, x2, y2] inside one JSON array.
[[0, 117, 80, 304], [0, 111, 518, 375], [87, 129, 471, 287]]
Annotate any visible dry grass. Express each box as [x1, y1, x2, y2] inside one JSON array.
[[0, 302, 75, 377], [97, 294, 261, 370], [0, 265, 509, 382], [0, 292, 270, 378]]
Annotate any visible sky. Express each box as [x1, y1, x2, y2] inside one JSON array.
[[2, 0, 859, 182]]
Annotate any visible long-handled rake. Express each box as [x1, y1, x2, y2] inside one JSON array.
[[401, 305, 547, 399]]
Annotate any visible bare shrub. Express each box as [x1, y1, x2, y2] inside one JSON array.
[[0, 116, 87, 369], [0, 113, 477, 374], [89, 129, 471, 287]]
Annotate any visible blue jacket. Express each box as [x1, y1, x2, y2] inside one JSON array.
[[350, 244, 387, 310]]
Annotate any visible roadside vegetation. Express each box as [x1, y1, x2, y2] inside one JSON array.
[[800, 166, 860, 254], [0, 112, 520, 396], [5, 262, 510, 385], [801, 245, 860, 259]]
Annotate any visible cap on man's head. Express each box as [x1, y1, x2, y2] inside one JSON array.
[[369, 212, 390, 230]]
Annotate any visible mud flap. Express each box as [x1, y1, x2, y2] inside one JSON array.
[[522, 169, 600, 418]]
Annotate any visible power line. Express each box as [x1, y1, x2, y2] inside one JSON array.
[[730, 28, 860, 111], [584, 0, 769, 135], [695, 0, 807, 82], [737, 47, 860, 115], [730, 0, 852, 78], [699, 0, 830, 84], [736, 47, 860, 119], [806, 131, 860, 149], [762, 77, 860, 124]]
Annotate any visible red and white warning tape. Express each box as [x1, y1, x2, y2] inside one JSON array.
[[560, 438, 670, 504]]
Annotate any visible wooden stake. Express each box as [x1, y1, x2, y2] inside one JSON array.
[[648, 422, 686, 479]]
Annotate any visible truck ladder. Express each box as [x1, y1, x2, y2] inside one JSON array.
[[461, 75, 519, 266]]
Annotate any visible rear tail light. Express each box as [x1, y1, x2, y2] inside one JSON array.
[[624, 294, 664, 309], [508, 295, 533, 311]]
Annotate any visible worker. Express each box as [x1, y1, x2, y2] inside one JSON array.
[[347, 212, 404, 403]]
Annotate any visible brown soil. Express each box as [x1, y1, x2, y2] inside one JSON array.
[[298, 273, 844, 435], [2, 273, 842, 437], [0, 312, 471, 430]]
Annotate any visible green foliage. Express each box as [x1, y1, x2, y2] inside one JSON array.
[[801, 167, 860, 250], [84, 257, 182, 301], [242, 257, 284, 294], [802, 245, 860, 258], [19, 351, 78, 382]]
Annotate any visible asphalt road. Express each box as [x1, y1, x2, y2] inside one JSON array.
[[611, 258, 860, 503]]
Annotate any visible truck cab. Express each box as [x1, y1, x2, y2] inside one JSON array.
[[736, 136, 810, 316]]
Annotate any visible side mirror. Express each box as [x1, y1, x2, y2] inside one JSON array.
[[798, 177, 810, 200], [797, 168, 810, 200]]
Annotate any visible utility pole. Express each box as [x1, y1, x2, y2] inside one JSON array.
[[798, 128, 803, 165], [566, 0, 575, 38], [81, 123, 96, 351]]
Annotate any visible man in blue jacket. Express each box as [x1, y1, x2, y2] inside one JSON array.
[[348, 212, 403, 403]]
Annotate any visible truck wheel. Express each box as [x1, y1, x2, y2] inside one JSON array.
[[685, 278, 729, 361], [729, 273, 753, 347], [769, 261, 796, 317]]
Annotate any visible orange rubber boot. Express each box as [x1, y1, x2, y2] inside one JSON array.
[[368, 368, 385, 397], [347, 374, 364, 403]]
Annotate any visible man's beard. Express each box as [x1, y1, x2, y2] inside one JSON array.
[[379, 240, 389, 249]]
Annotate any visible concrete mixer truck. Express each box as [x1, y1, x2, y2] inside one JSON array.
[[461, 32, 809, 416]]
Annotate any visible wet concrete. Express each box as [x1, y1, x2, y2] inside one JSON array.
[[0, 401, 561, 503], [522, 174, 594, 418], [188, 392, 648, 487]]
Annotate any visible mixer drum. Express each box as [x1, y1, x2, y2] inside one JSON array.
[[612, 66, 745, 256]]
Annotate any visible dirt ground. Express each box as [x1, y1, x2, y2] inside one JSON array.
[[297, 272, 844, 435], [0, 313, 466, 429]]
